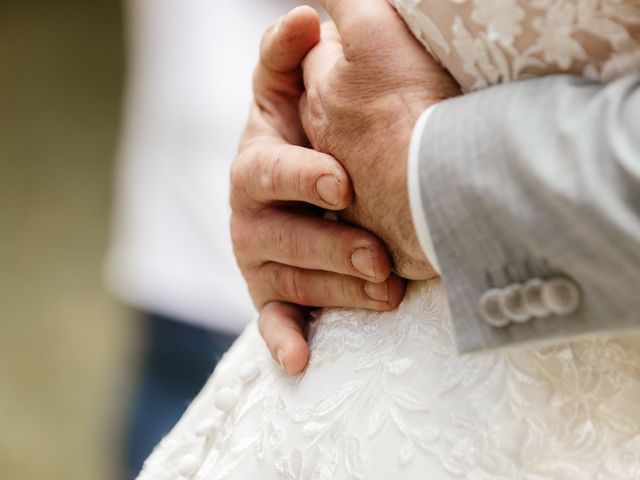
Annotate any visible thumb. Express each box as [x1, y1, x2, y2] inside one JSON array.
[[252, 6, 321, 144], [253, 6, 321, 104]]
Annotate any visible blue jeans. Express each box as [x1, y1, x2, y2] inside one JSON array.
[[123, 312, 237, 479]]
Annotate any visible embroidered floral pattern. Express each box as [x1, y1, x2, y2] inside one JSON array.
[[471, 0, 526, 45], [390, 0, 640, 91], [138, 281, 640, 480]]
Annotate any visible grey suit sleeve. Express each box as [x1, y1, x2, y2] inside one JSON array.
[[417, 74, 640, 353]]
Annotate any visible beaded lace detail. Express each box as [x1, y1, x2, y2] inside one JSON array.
[[137, 281, 640, 480]]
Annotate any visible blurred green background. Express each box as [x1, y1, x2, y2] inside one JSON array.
[[0, 1, 135, 479]]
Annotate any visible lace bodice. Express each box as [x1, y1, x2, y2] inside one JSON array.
[[391, 0, 640, 91], [138, 281, 640, 479]]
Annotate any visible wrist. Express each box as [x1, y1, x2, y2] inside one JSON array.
[[368, 110, 434, 280]]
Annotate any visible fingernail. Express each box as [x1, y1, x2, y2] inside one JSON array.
[[276, 348, 286, 370], [316, 175, 340, 206], [351, 248, 376, 278], [364, 281, 389, 303]]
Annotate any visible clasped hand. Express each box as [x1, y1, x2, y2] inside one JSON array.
[[230, 0, 459, 374]]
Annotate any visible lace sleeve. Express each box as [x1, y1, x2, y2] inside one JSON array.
[[390, 0, 640, 91]]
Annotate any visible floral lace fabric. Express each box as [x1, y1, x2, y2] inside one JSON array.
[[137, 2, 640, 479], [391, 0, 640, 91], [137, 281, 640, 480]]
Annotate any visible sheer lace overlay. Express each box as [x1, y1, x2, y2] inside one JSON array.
[[137, 2, 640, 479], [138, 281, 640, 480], [391, 0, 640, 91]]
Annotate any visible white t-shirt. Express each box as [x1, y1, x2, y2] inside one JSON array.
[[105, 0, 318, 333]]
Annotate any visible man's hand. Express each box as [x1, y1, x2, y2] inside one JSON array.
[[230, 6, 406, 375], [299, 0, 461, 279]]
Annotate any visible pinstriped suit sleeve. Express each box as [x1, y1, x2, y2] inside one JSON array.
[[410, 74, 640, 353]]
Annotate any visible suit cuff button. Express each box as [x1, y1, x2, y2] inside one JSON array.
[[523, 278, 551, 318], [542, 277, 581, 316], [498, 283, 531, 323], [479, 288, 510, 327]]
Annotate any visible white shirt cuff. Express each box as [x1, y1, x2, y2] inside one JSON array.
[[407, 105, 441, 275]]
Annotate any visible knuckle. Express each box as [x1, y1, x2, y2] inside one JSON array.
[[268, 265, 310, 305], [258, 147, 292, 200], [305, 84, 323, 119], [275, 225, 305, 266], [231, 146, 254, 182], [263, 264, 287, 299], [304, 88, 330, 150], [232, 258, 266, 310], [251, 267, 277, 310], [229, 152, 250, 207], [228, 185, 241, 211], [249, 286, 267, 312], [260, 147, 287, 198], [340, 276, 358, 305], [229, 158, 243, 190], [289, 268, 311, 304], [229, 215, 249, 254]]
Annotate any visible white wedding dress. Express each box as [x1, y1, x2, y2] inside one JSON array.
[[137, 2, 640, 479]]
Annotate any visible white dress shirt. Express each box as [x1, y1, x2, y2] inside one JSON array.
[[407, 106, 441, 275]]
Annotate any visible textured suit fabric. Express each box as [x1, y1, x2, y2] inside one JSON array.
[[417, 74, 640, 353]]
